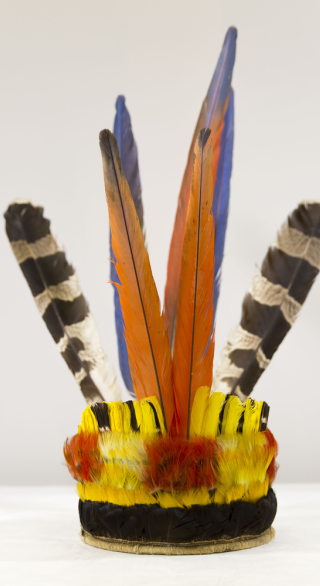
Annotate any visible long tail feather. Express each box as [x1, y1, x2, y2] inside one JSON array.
[[4, 201, 120, 404], [100, 130, 175, 430], [164, 27, 237, 347], [111, 96, 143, 397], [212, 89, 234, 326], [213, 202, 320, 400], [172, 129, 216, 438]]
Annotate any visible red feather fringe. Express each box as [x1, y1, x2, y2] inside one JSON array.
[[142, 436, 216, 492], [63, 430, 279, 491], [63, 432, 102, 483], [265, 428, 279, 485]]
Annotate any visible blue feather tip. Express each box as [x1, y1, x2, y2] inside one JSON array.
[[110, 96, 144, 397]]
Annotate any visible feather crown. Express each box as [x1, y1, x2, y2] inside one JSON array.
[[5, 26, 320, 552]]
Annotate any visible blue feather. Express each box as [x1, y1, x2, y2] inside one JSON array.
[[111, 96, 143, 397], [212, 88, 234, 327], [114, 96, 143, 225], [205, 28, 237, 125]]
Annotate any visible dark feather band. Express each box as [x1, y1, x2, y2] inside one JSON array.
[[79, 488, 277, 543]]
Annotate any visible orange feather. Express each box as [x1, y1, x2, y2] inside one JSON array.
[[164, 29, 236, 347], [99, 130, 175, 431], [172, 129, 217, 438]]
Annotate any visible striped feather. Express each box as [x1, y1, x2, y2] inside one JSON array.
[[100, 130, 175, 431], [164, 27, 237, 347], [172, 129, 216, 438], [111, 96, 143, 397], [5, 200, 120, 404], [213, 201, 320, 400]]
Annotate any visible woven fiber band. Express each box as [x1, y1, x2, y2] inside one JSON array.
[[80, 527, 275, 555]]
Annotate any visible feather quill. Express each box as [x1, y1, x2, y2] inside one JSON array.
[[172, 129, 216, 438], [100, 130, 175, 430], [164, 27, 237, 347], [111, 96, 143, 397], [4, 200, 120, 404], [213, 201, 320, 400]]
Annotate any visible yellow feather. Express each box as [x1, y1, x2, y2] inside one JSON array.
[[190, 386, 210, 437], [77, 482, 214, 508], [122, 402, 132, 434], [202, 391, 226, 437], [214, 432, 272, 504], [132, 400, 143, 431], [140, 397, 166, 433], [77, 483, 157, 506], [108, 401, 123, 432], [78, 405, 99, 434], [221, 395, 245, 435], [243, 399, 263, 433]]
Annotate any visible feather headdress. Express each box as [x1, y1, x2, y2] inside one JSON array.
[[5, 27, 320, 554]]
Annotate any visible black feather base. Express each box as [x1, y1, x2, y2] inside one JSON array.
[[79, 489, 277, 548]]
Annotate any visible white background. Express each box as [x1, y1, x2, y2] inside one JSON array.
[[1, 0, 319, 484]]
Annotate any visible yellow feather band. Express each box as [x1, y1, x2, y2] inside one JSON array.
[[78, 389, 265, 437], [64, 389, 277, 508], [76, 432, 272, 508]]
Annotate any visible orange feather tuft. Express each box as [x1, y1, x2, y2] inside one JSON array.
[[172, 129, 217, 438], [99, 130, 175, 431], [63, 432, 101, 483]]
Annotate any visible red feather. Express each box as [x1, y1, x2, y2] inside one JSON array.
[[265, 429, 279, 485], [142, 436, 216, 492], [63, 432, 101, 483]]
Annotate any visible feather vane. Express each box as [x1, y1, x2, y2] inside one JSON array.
[[111, 96, 143, 397], [212, 89, 234, 326], [213, 201, 320, 400], [164, 27, 237, 346], [172, 129, 216, 438], [100, 130, 175, 430]]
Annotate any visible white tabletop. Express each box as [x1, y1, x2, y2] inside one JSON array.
[[0, 484, 319, 586]]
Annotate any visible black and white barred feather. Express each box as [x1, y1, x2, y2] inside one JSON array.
[[5, 200, 120, 405], [213, 201, 320, 401]]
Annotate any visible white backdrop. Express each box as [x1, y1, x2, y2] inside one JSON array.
[[1, 0, 319, 484]]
